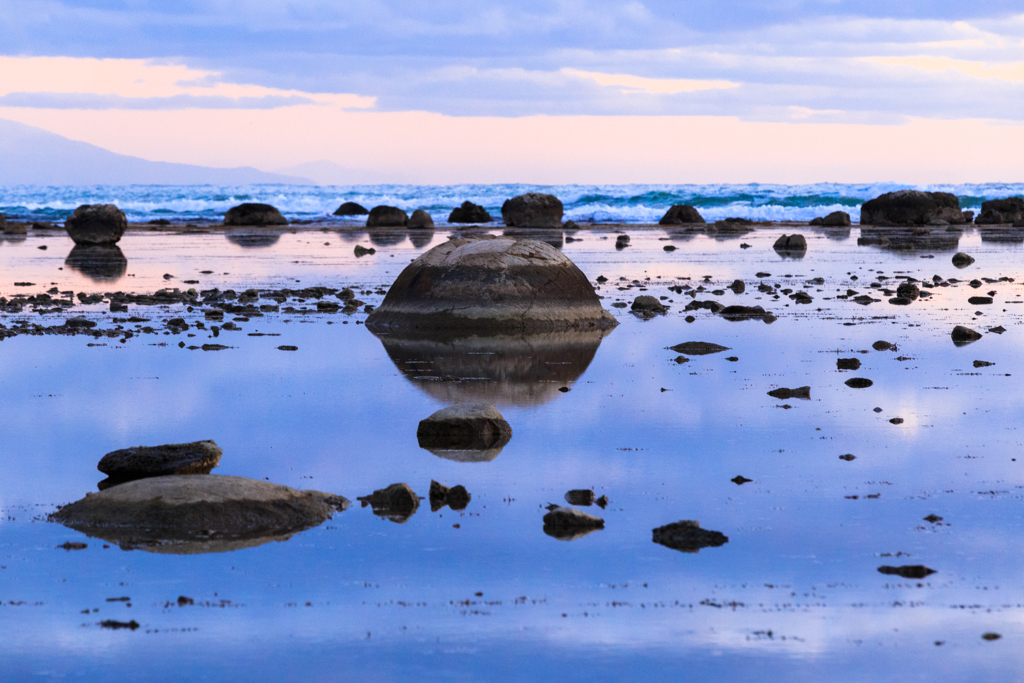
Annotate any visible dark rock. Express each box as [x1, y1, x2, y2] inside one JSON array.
[[333, 202, 369, 216], [731, 475, 752, 485], [872, 341, 894, 351], [720, 305, 776, 323], [923, 514, 943, 523], [896, 282, 920, 300], [595, 495, 609, 508], [839, 454, 856, 461], [51, 475, 348, 553], [773, 234, 807, 254], [353, 245, 376, 257], [989, 326, 1006, 334], [97, 440, 222, 483], [837, 358, 861, 370], [810, 217, 823, 225], [65, 204, 128, 245], [615, 234, 630, 249], [951, 325, 982, 346], [501, 193, 563, 228], [408, 210, 434, 229], [663, 244, 676, 252], [631, 295, 667, 318], [975, 197, 1024, 224], [822, 211, 851, 227], [890, 417, 904, 424], [564, 489, 596, 506], [652, 520, 728, 553], [417, 402, 513, 452], [543, 506, 604, 541], [358, 483, 419, 523], [659, 205, 705, 225], [860, 190, 965, 226], [365, 236, 617, 333], [845, 378, 873, 388], [668, 341, 730, 355], [728, 280, 745, 294], [57, 541, 88, 550], [951, 252, 975, 268], [223, 203, 287, 226], [448, 201, 492, 224], [768, 386, 811, 400], [968, 296, 993, 305], [877, 565, 936, 579], [366, 205, 408, 227], [429, 480, 470, 511], [982, 632, 1002, 641], [973, 360, 994, 368]]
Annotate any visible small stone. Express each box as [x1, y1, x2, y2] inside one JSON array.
[[417, 403, 513, 452], [631, 295, 667, 318], [968, 296, 993, 305], [923, 514, 943, 523], [358, 483, 420, 523], [837, 358, 861, 370], [595, 495, 609, 509], [890, 417, 904, 424], [354, 245, 376, 257], [982, 633, 1002, 641], [839, 454, 856, 461], [951, 252, 975, 268], [877, 565, 936, 579], [564, 489, 596, 506], [543, 506, 604, 541], [845, 378, 873, 389], [973, 360, 994, 368], [767, 386, 811, 400], [872, 340, 893, 351], [57, 542, 88, 550], [951, 325, 983, 346], [668, 342, 730, 355], [731, 475, 752, 485], [652, 520, 728, 553]]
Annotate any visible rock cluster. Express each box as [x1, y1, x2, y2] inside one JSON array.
[[975, 197, 1024, 225]]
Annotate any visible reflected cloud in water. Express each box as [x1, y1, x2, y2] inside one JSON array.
[[64, 245, 127, 282]]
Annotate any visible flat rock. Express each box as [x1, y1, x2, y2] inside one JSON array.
[[417, 402, 513, 453], [658, 205, 705, 225], [358, 483, 419, 523], [543, 506, 604, 541], [652, 520, 728, 553], [333, 202, 369, 216], [50, 475, 348, 553], [720, 305, 776, 323], [501, 193, 563, 228], [878, 565, 936, 579], [448, 201, 492, 224], [65, 204, 128, 245], [223, 203, 287, 226], [668, 341, 730, 355], [97, 440, 222, 483], [365, 236, 617, 333], [768, 386, 811, 400]]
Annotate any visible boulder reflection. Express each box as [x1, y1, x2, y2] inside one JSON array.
[[373, 327, 614, 407], [858, 226, 962, 252], [225, 230, 282, 248], [65, 245, 128, 281]]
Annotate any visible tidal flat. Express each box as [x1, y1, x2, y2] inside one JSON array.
[[1, 222, 1023, 681]]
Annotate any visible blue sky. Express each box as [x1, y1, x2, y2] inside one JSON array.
[[0, 1, 1022, 182]]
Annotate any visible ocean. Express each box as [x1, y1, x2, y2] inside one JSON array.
[[1, 182, 1022, 224]]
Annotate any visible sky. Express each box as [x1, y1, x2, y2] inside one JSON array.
[[1, 1, 1023, 183]]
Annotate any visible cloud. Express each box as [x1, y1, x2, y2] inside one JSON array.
[[0, 92, 319, 110], [561, 68, 739, 95]]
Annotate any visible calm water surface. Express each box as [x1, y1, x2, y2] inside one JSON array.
[[1, 224, 1023, 681]]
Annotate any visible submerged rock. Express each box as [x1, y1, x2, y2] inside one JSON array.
[[417, 402, 513, 455], [768, 386, 811, 400], [659, 205, 705, 225], [878, 565, 936, 579], [668, 341, 730, 355], [97, 440, 222, 484], [543, 506, 604, 541], [50, 475, 348, 553], [952, 325, 983, 346], [65, 204, 128, 245], [652, 520, 728, 553], [358, 483, 419, 523], [502, 193, 563, 228], [223, 203, 287, 226], [333, 202, 369, 216], [449, 201, 493, 224], [631, 295, 667, 318], [365, 236, 617, 333]]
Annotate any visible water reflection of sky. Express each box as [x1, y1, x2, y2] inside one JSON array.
[[1, 226, 1024, 681]]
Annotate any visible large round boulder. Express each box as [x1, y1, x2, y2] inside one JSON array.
[[821, 211, 851, 227], [50, 475, 348, 553], [333, 201, 369, 216], [408, 209, 435, 229], [975, 197, 1024, 225], [223, 203, 287, 226], [367, 205, 408, 227], [860, 190, 965, 226], [365, 236, 617, 333], [448, 201, 493, 224], [659, 205, 705, 225], [501, 193, 563, 228], [64, 204, 128, 245]]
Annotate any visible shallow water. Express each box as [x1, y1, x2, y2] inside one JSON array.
[[2, 225, 1023, 681]]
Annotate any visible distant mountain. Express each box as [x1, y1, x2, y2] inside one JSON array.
[[278, 159, 413, 186], [0, 118, 312, 186]]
